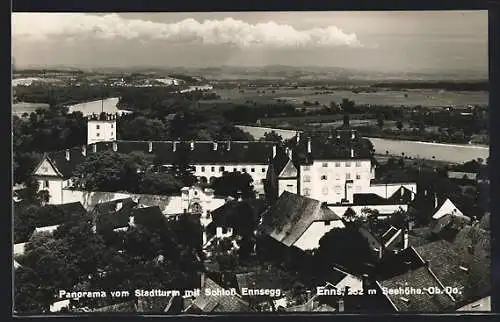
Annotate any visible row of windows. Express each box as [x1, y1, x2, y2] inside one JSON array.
[[95, 132, 114, 138], [303, 161, 363, 170], [302, 185, 362, 196], [303, 173, 362, 182], [199, 166, 266, 173], [96, 124, 114, 129]]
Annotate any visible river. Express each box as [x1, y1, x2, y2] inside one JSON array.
[[236, 125, 489, 164]]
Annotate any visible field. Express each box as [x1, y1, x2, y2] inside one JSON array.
[[12, 102, 50, 116], [211, 87, 488, 108]]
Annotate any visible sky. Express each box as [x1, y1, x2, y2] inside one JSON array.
[[11, 11, 488, 75]]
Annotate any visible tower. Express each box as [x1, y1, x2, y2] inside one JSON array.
[[87, 113, 117, 145]]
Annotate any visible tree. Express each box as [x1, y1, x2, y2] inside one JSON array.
[[260, 131, 283, 142], [170, 143, 197, 187], [71, 151, 128, 191], [212, 171, 255, 198], [137, 171, 183, 195]]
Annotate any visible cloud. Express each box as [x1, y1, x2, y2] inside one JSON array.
[[12, 13, 362, 48]]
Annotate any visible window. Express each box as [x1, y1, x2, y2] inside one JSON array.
[[356, 173, 361, 180], [43, 180, 49, 188], [110, 132, 114, 136], [322, 162, 328, 167], [96, 133, 100, 137], [242, 168, 247, 173], [335, 162, 341, 167], [201, 167, 205, 172], [111, 124, 114, 128], [321, 175, 327, 180], [304, 175, 311, 183], [345, 162, 351, 167], [355, 186, 362, 192], [211, 166, 215, 172], [251, 168, 255, 172], [346, 173, 351, 180], [219, 166, 225, 172], [286, 184, 294, 188], [325, 221, 331, 226], [335, 185, 342, 194], [233, 168, 237, 172], [96, 125, 100, 129], [303, 188, 311, 196], [262, 168, 266, 173], [322, 187, 329, 195], [355, 161, 361, 167], [303, 166, 310, 171]]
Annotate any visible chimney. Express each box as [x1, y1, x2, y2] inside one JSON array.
[[213, 141, 218, 151], [296, 131, 300, 143], [227, 141, 231, 151], [173, 141, 177, 152], [307, 137, 312, 153], [337, 298, 344, 312], [116, 201, 123, 212], [434, 194, 438, 209], [65, 149, 70, 161], [273, 145, 277, 158], [148, 141, 153, 153], [92, 144, 97, 153], [350, 148, 354, 158], [112, 142, 118, 152], [190, 140, 195, 151], [351, 131, 356, 140], [82, 146, 87, 156]]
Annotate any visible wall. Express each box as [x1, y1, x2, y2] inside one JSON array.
[[278, 178, 298, 197], [327, 204, 409, 218], [87, 119, 116, 145], [364, 183, 417, 199], [293, 220, 345, 251], [38, 177, 65, 205], [300, 160, 372, 204]]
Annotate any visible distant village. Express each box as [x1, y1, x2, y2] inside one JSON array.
[[13, 112, 490, 314]]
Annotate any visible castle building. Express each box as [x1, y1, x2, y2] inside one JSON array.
[[32, 113, 416, 205]]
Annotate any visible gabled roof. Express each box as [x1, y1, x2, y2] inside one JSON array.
[[353, 186, 415, 206], [378, 266, 455, 312], [432, 199, 466, 220], [260, 191, 341, 247], [268, 147, 290, 177], [189, 278, 252, 312]]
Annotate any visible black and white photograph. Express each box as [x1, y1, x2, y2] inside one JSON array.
[[12, 10, 490, 314]]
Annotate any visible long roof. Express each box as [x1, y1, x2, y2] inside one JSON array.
[[260, 191, 341, 247]]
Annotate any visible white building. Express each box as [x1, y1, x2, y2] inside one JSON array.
[[31, 113, 416, 206]]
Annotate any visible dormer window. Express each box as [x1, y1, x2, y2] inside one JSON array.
[[321, 175, 327, 180], [325, 221, 331, 226], [335, 162, 341, 167], [96, 125, 100, 129], [459, 266, 469, 272]]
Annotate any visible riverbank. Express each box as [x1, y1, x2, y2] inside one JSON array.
[[236, 125, 489, 163]]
